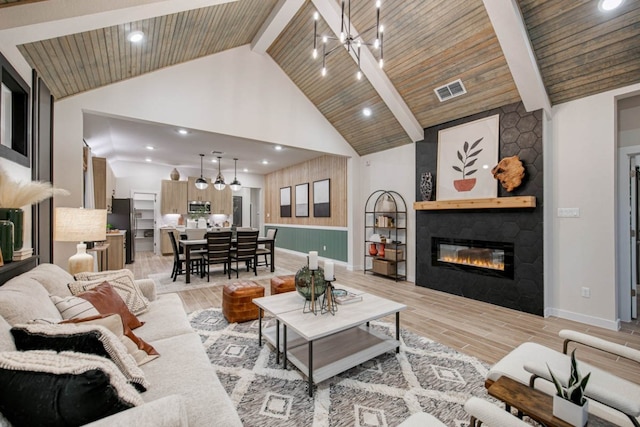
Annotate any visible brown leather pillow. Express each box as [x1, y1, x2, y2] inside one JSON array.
[[61, 314, 159, 365], [76, 282, 144, 330]]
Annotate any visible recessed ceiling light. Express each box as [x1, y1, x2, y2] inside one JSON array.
[[145, 145, 154, 150], [363, 107, 372, 117], [274, 145, 283, 151], [177, 129, 189, 135], [243, 168, 249, 173], [598, 0, 623, 11], [145, 158, 152, 162], [127, 31, 144, 43], [261, 160, 269, 165]]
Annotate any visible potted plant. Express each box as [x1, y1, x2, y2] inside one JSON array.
[[452, 137, 483, 192], [548, 349, 591, 426]]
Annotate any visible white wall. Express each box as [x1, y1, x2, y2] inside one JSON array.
[[546, 82, 640, 330], [53, 44, 357, 267], [359, 144, 416, 282]]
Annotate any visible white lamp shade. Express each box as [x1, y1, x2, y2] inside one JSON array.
[[54, 208, 107, 242]]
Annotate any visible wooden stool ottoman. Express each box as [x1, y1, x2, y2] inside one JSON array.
[[270, 275, 296, 295], [222, 281, 264, 323]]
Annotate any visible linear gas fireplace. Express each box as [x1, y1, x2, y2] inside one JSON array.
[[432, 237, 514, 279]]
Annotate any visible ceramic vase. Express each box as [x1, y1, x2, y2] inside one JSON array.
[[378, 243, 385, 258], [0, 220, 14, 263], [170, 168, 180, 181], [0, 208, 23, 250], [369, 243, 378, 256], [420, 172, 434, 201], [553, 395, 588, 427]]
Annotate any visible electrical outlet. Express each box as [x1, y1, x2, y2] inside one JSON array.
[[558, 208, 580, 218], [581, 287, 591, 298], [323, 245, 327, 251]]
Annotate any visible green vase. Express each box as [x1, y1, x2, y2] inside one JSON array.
[[0, 208, 23, 250], [0, 220, 14, 263]]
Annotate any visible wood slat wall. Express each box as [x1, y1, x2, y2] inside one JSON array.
[[16, 0, 279, 99], [264, 155, 347, 227]]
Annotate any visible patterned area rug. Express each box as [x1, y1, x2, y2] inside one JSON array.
[[189, 308, 498, 427], [148, 266, 294, 295]]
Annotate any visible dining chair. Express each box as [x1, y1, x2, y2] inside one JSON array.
[[230, 230, 259, 278], [256, 228, 277, 269], [168, 230, 203, 282], [203, 231, 232, 281]]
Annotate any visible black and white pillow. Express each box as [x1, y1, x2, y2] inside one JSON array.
[[72, 270, 149, 315], [50, 294, 100, 320], [0, 350, 143, 427], [11, 322, 149, 391]]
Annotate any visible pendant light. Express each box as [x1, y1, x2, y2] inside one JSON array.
[[214, 156, 226, 191], [195, 154, 208, 190], [229, 158, 242, 191]]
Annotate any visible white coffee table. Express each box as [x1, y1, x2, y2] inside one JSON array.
[[253, 286, 406, 396]]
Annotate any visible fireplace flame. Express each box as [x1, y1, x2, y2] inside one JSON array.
[[440, 255, 505, 271]]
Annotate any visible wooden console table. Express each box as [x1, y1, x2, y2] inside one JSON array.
[[488, 376, 615, 427]]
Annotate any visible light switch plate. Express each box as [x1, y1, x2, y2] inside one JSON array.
[[557, 208, 580, 218]]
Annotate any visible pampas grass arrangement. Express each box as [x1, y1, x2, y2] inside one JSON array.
[[0, 167, 69, 208]]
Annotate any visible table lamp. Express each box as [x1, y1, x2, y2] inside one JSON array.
[[54, 207, 107, 275]]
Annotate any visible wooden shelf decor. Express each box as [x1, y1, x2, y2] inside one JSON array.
[[413, 196, 536, 211]]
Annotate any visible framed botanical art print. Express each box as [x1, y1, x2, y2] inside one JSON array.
[[295, 183, 309, 217], [436, 114, 499, 201], [280, 186, 291, 218], [313, 179, 330, 217]]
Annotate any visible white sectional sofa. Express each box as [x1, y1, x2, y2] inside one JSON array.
[[0, 263, 242, 426]]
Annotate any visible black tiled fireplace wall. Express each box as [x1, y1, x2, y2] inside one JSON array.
[[415, 102, 544, 315]]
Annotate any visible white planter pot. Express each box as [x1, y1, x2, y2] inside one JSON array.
[[553, 395, 589, 427]]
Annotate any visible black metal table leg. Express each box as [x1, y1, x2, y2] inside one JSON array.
[[308, 340, 313, 397], [258, 308, 263, 346], [276, 320, 280, 364], [283, 324, 287, 369], [395, 312, 400, 353]]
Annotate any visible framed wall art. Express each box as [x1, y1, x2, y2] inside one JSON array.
[[295, 183, 309, 217], [313, 179, 330, 217], [280, 186, 291, 218], [436, 114, 499, 201]]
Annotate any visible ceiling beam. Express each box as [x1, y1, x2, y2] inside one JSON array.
[[251, 0, 305, 54], [311, 0, 423, 142], [483, 0, 551, 116]]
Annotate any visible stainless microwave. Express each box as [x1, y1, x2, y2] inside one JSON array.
[[188, 201, 211, 214]]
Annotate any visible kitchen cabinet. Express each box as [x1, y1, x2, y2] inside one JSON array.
[[161, 180, 187, 214], [92, 157, 107, 209], [106, 232, 125, 270], [211, 186, 232, 215], [160, 228, 177, 255], [187, 176, 215, 203]]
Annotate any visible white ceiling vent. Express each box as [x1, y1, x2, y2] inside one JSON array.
[[434, 79, 467, 102]]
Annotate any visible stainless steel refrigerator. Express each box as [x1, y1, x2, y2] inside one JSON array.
[[108, 198, 135, 264]]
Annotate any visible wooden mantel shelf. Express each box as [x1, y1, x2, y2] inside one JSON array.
[[413, 196, 536, 210]]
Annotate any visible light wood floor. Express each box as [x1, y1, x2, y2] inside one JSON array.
[[131, 250, 640, 385]]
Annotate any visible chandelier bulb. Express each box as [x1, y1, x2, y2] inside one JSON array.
[[340, 32, 345, 43], [356, 40, 361, 48], [356, 70, 362, 80], [313, 11, 319, 20], [322, 35, 328, 43], [376, 0, 381, 7], [312, 48, 318, 59], [321, 67, 327, 77], [374, 38, 379, 49], [379, 58, 384, 68], [379, 24, 384, 33]]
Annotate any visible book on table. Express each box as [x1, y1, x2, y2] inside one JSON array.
[[333, 289, 363, 305]]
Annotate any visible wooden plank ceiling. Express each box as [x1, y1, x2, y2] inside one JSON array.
[[0, 0, 46, 7], [17, 0, 279, 100], [11, 0, 640, 156]]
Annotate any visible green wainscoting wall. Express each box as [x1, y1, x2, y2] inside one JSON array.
[[264, 226, 348, 262]]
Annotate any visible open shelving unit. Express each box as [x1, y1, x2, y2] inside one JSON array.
[[364, 190, 407, 281], [133, 192, 156, 252]]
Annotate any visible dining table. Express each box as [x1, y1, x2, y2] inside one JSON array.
[[179, 236, 276, 284]]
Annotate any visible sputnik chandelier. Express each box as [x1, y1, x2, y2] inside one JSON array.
[[312, 0, 384, 80]]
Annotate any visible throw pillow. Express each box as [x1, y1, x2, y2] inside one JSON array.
[[0, 350, 143, 427], [62, 314, 159, 366], [11, 322, 149, 391], [72, 270, 150, 315], [74, 281, 144, 330], [50, 294, 100, 320]]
